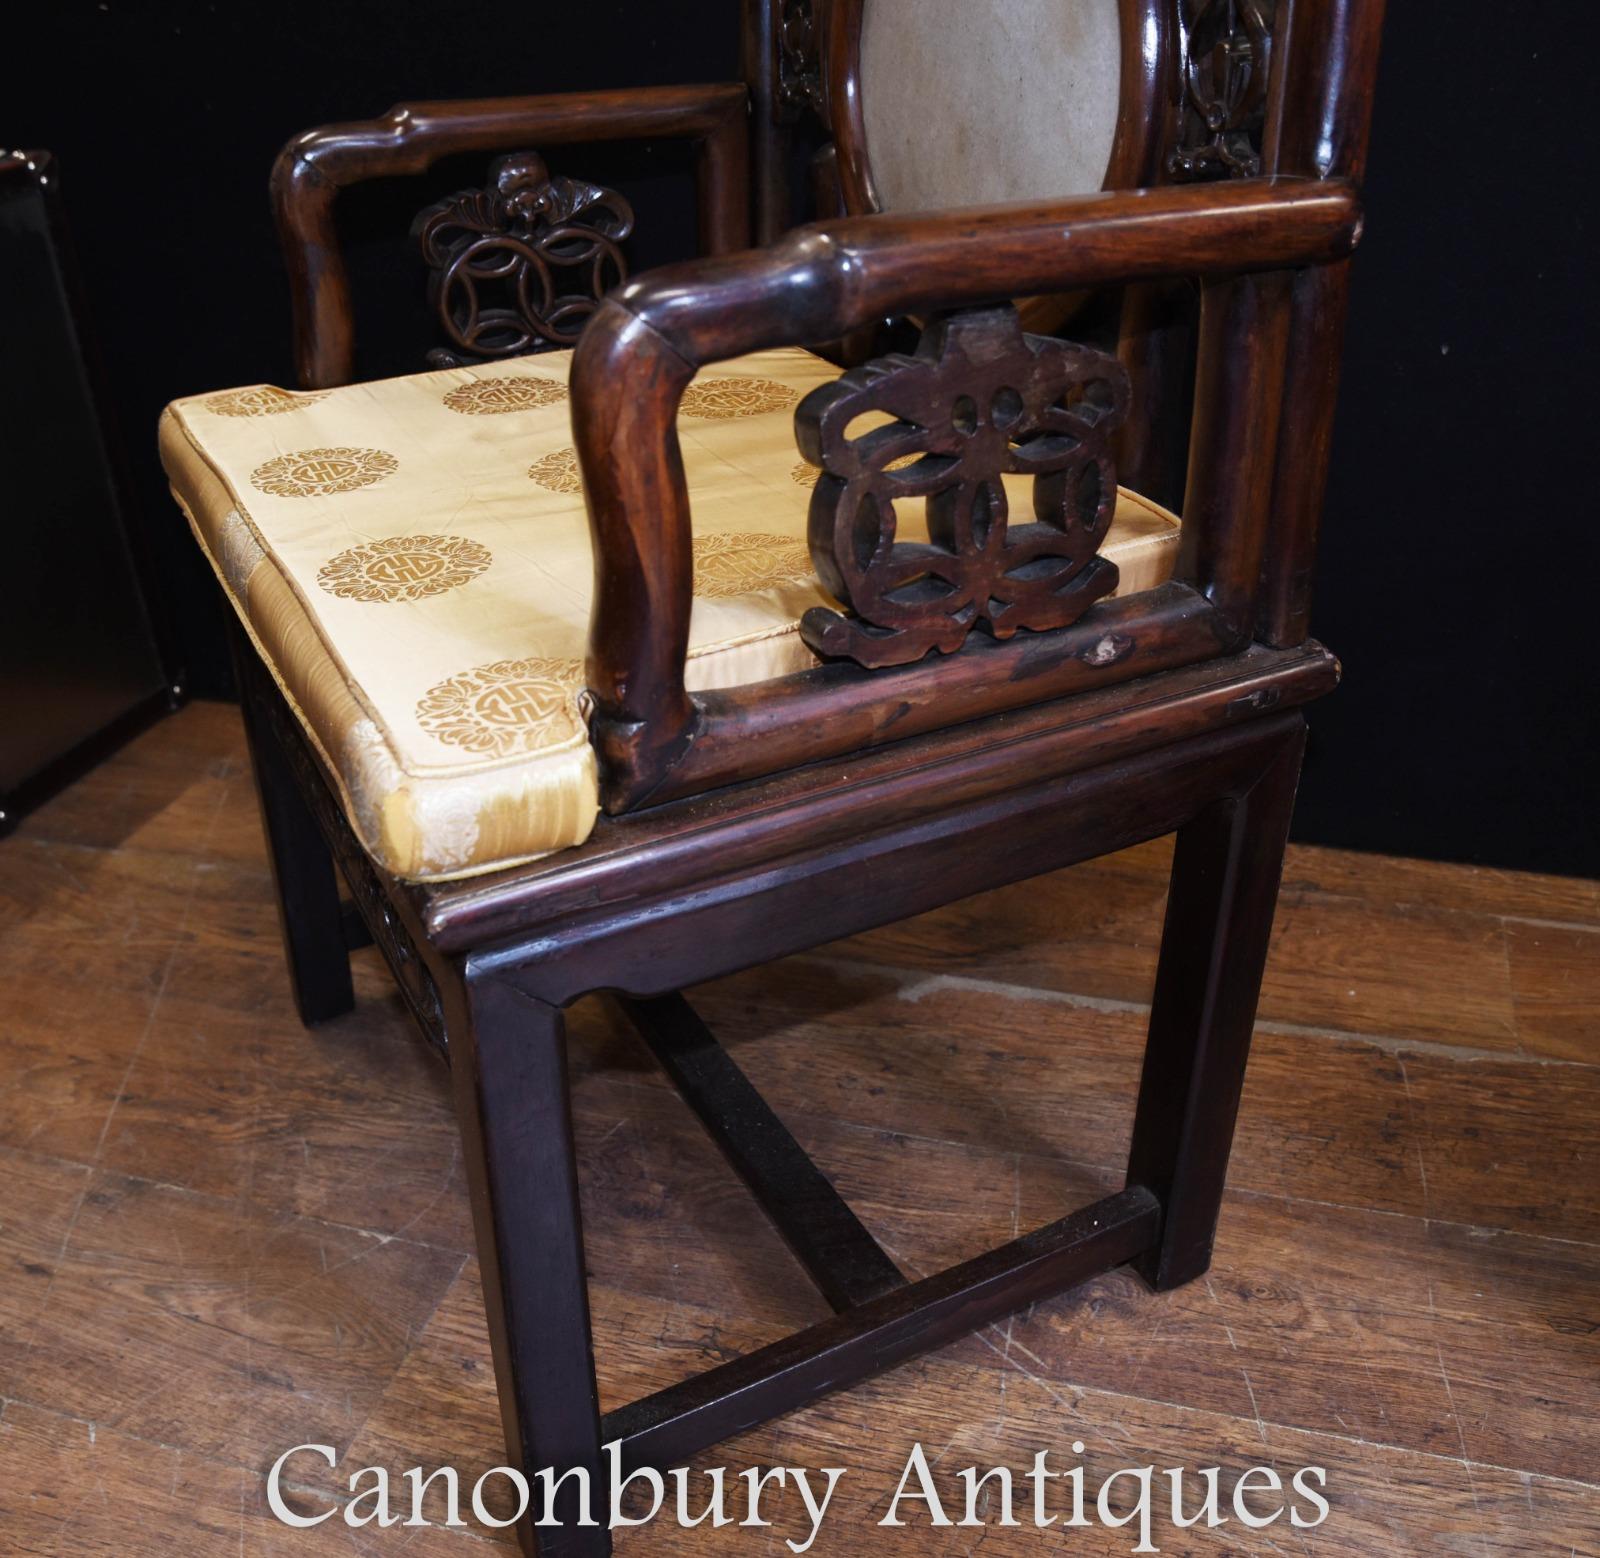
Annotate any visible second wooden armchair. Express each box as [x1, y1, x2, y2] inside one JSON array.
[[158, 2, 1385, 1551]]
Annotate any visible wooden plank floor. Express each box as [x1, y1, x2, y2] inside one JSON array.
[[1, 702, 1596, 1554]]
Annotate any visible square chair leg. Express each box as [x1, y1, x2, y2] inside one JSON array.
[[233, 628, 355, 1028], [1126, 720, 1305, 1289], [452, 974, 607, 1558]]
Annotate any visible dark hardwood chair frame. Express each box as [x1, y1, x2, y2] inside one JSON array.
[[241, 3, 1386, 1552]]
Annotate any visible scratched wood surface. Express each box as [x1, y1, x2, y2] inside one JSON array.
[[0, 702, 1595, 1554]]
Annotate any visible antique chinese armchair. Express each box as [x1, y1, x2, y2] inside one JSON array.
[[158, 1, 1384, 1551]]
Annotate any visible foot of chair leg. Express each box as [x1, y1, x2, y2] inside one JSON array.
[[454, 972, 609, 1558], [233, 630, 354, 1028], [1126, 717, 1305, 1291]]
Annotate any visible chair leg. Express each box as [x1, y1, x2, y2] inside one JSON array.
[[454, 974, 608, 1558], [1126, 718, 1305, 1291], [234, 660, 355, 1027]]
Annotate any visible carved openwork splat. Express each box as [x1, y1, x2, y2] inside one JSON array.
[[414, 152, 634, 368], [776, 0, 826, 121], [1169, 0, 1275, 181], [795, 305, 1130, 669]]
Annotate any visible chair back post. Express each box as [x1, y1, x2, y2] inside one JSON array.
[[1144, 0, 1388, 648], [1256, 0, 1388, 647], [742, 0, 786, 243], [1120, 0, 1284, 516], [743, 0, 833, 243], [1175, 268, 1294, 645]]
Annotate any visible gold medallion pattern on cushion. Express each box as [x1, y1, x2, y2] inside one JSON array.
[[317, 534, 492, 603], [528, 447, 583, 493], [692, 532, 815, 598], [416, 657, 586, 757], [164, 344, 1184, 879], [791, 460, 819, 487], [203, 386, 329, 417], [250, 447, 399, 498], [680, 377, 799, 420], [442, 376, 567, 415]]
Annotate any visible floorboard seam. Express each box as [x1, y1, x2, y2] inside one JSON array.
[[791, 954, 1598, 1070], [588, 1049, 1600, 1251]]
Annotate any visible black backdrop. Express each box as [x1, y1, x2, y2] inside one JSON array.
[[7, 1, 1594, 876]]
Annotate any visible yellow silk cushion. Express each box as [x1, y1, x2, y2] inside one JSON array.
[[160, 347, 1181, 881]]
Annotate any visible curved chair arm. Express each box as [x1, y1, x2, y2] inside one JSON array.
[[270, 83, 750, 389], [572, 176, 1361, 809]]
